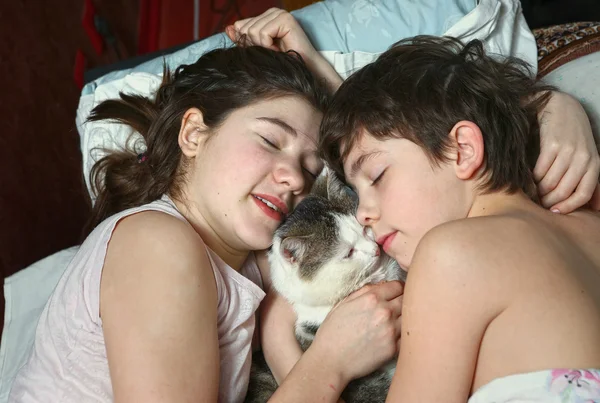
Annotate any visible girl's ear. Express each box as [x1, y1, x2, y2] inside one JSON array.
[[178, 108, 209, 157], [448, 120, 485, 181]]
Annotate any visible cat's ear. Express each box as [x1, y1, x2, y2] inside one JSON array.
[[311, 165, 347, 201], [280, 236, 309, 264]]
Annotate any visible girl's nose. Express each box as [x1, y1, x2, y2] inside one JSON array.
[[274, 163, 305, 195]]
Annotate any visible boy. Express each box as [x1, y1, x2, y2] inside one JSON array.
[[320, 36, 600, 402]]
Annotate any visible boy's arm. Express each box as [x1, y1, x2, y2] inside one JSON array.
[[386, 224, 506, 403]]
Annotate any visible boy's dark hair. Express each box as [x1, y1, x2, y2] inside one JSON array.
[[320, 36, 554, 199], [84, 45, 329, 236]]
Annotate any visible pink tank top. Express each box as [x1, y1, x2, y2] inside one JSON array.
[[9, 196, 266, 403]]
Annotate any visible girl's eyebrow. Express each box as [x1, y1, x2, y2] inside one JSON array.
[[256, 117, 297, 137], [348, 151, 382, 180]]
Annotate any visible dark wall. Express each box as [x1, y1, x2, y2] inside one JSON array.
[[0, 0, 139, 338], [521, 0, 600, 28]]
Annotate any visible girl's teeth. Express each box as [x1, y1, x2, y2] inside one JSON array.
[[255, 196, 280, 212]]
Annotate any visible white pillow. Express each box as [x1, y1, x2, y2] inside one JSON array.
[[77, 0, 537, 201], [0, 247, 78, 402]]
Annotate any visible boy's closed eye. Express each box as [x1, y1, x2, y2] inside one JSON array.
[[303, 168, 318, 180], [370, 168, 386, 186]]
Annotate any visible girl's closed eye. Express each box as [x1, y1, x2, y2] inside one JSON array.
[[259, 134, 280, 150]]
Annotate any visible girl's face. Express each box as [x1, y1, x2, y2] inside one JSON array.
[[343, 132, 469, 269], [184, 96, 323, 252]]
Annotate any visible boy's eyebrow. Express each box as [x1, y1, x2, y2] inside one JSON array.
[[256, 117, 297, 137], [349, 151, 382, 179]]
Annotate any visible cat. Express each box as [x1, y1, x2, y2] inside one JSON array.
[[245, 168, 407, 403]]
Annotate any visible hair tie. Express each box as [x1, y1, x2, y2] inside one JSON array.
[[137, 152, 148, 163]]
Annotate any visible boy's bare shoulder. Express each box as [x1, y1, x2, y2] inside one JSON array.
[[418, 216, 518, 255], [422, 215, 536, 253], [407, 217, 518, 318], [412, 216, 534, 285]]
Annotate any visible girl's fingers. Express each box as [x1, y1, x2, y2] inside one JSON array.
[[233, 8, 280, 38], [389, 295, 404, 317], [552, 166, 600, 213], [246, 11, 284, 49], [589, 182, 600, 211], [533, 141, 559, 184], [537, 151, 572, 197], [344, 281, 404, 304], [540, 156, 588, 208]]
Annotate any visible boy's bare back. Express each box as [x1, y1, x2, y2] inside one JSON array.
[[455, 197, 600, 391]]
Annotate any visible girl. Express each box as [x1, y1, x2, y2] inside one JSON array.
[[9, 44, 404, 402], [227, 8, 600, 402]]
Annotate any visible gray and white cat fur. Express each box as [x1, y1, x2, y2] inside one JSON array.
[[245, 168, 407, 403]]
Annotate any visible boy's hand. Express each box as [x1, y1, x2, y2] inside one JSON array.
[[534, 92, 600, 213], [226, 8, 318, 63]]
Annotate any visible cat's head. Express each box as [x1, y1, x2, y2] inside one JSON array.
[[268, 168, 401, 307]]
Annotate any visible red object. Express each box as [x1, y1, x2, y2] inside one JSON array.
[[73, 49, 86, 89], [81, 0, 104, 55], [136, 0, 279, 55], [137, 0, 161, 54]]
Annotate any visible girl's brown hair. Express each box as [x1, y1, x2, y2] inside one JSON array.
[[84, 45, 329, 236]]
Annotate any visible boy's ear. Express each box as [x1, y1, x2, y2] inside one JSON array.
[[449, 120, 484, 180], [178, 108, 209, 157]]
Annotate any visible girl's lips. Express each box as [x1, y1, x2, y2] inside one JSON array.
[[252, 196, 285, 221], [253, 193, 289, 215]]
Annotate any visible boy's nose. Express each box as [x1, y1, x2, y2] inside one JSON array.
[[356, 203, 375, 226]]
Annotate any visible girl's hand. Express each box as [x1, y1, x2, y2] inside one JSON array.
[[310, 281, 404, 383], [226, 8, 342, 93], [535, 92, 600, 213], [226, 8, 318, 62]]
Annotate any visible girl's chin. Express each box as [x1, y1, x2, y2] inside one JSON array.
[[242, 231, 274, 251]]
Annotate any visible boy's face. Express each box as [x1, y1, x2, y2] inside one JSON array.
[[343, 131, 470, 269]]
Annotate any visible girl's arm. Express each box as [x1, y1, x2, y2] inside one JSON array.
[[271, 281, 405, 403], [255, 251, 404, 402], [534, 91, 600, 213], [386, 225, 505, 403], [101, 211, 220, 403], [260, 290, 303, 384], [255, 250, 303, 384], [226, 8, 343, 93]]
